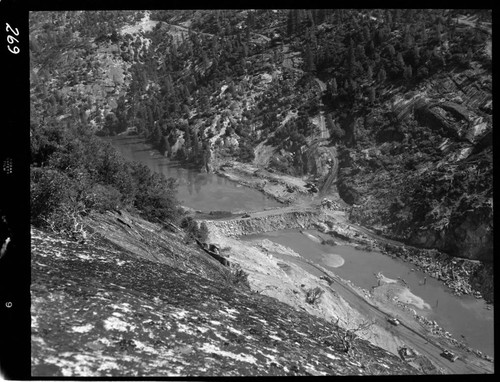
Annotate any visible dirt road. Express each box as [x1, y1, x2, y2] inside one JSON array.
[[206, 189, 493, 374], [330, 275, 490, 373], [290, 256, 493, 374]]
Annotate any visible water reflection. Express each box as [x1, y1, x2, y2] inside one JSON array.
[[194, 175, 201, 195], [106, 136, 281, 213]]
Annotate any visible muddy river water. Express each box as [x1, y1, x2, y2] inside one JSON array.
[[243, 230, 494, 357], [108, 136, 494, 358], [107, 136, 281, 212]]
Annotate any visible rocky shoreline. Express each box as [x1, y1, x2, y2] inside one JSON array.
[[378, 242, 493, 304], [316, 218, 493, 304], [393, 298, 494, 363]]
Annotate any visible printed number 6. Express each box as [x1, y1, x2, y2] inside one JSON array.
[[7, 35, 19, 44], [8, 45, 19, 54]]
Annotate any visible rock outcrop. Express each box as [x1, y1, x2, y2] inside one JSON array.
[[31, 226, 416, 376], [414, 102, 469, 140], [409, 207, 493, 262], [337, 66, 492, 263]]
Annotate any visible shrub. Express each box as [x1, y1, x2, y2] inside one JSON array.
[[30, 166, 90, 238], [207, 210, 234, 219], [230, 267, 251, 289], [324, 318, 374, 356], [239, 141, 255, 163], [88, 184, 123, 212], [180, 216, 208, 242], [130, 162, 180, 223], [198, 222, 209, 242], [321, 239, 337, 246], [30, 167, 75, 226], [30, 119, 182, 237], [331, 124, 345, 141], [305, 286, 325, 304], [30, 124, 68, 166]]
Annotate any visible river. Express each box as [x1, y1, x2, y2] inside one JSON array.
[[107, 136, 494, 359], [106, 136, 281, 212], [242, 229, 494, 358]]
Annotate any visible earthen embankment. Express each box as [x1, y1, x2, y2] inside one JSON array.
[[205, 210, 321, 238]]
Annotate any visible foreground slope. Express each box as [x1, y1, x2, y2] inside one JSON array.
[[31, 214, 416, 376]]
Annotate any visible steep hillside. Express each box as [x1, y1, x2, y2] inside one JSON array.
[[339, 61, 492, 262], [28, 9, 493, 376], [31, 214, 416, 376], [29, 9, 492, 263]]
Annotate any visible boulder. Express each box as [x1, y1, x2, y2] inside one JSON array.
[[414, 103, 469, 140]]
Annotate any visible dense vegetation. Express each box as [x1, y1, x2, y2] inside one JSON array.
[[29, 9, 491, 165], [141, 9, 490, 161], [29, 9, 492, 257], [30, 121, 182, 237]]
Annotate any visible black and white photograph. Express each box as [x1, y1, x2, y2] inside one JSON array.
[[13, 6, 496, 377]]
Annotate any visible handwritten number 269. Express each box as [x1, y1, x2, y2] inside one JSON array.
[[6, 23, 19, 54]]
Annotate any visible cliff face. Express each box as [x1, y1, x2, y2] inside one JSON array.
[[339, 62, 492, 261], [31, 215, 416, 376], [408, 206, 492, 262]]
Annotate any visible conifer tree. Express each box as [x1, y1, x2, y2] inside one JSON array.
[[183, 125, 191, 149], [165, 74, 174, 94], [362, 26, 371, 42], [377, 67, 386, 83], [387, 44, 395, 56], [326, 113, 335, 131], [347, 40, 356, 78], [367, 40, 375, 57], [159, 135, 168, 156], [247, 11, 255, 29], [421, 24, 428, 41], [367, 65, 373, 82], [151, 124, 162, 147], [294, 149, 304, 175], [193, 130, 200, 158], [385, 10, 393, 28], [396, 52, 405, 67], [436, 22, 442, 44], [306, 10, 315, 27], [330, 78, 338, 96], [356, 44, 366, 61], [286, 10, 295, 36], [305, 43, 315, 72], [368, 86, 376, 104], [404, 65, 413, 81], [394, 9, 402, 26], [412, 45, 420, 66]]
